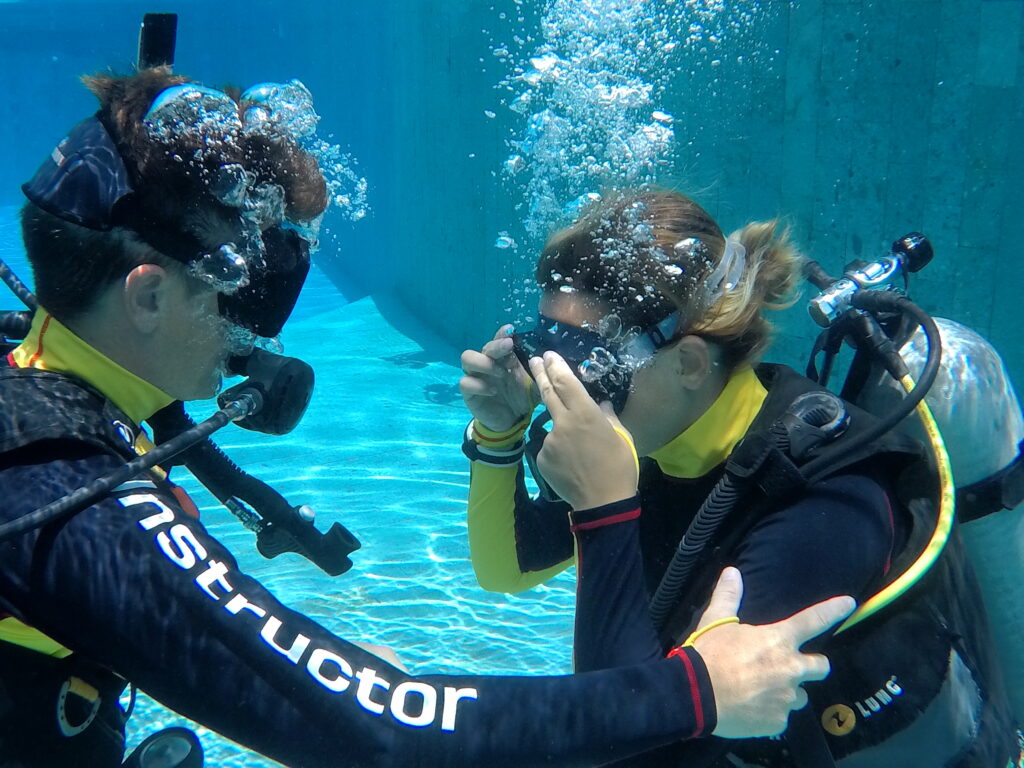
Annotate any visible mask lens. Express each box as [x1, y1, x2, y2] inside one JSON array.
[[144, 84, 241, 141], [240, 80, 319, 141]]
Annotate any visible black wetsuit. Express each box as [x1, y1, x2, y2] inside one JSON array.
[[508, 365, 1016, 767], [0, 365, 718, 768]]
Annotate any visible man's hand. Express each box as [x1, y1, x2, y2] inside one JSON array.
[[459, 325, 537, 432], [527, 351, 638, 510], [692, 568, 855, 739]]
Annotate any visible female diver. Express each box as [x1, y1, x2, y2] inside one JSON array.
[[459, 188, 1017, 767]]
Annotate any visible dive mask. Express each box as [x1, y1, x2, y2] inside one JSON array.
[[22, 80, 324, 340], [512, 314, 678, 413]]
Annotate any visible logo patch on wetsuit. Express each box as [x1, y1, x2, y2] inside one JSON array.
[[821, 675, 904, 737], [821, 704, 856, 736]]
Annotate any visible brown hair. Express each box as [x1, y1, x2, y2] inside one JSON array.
[[536, 188, 802, 369], [23, 68, 328, 321]]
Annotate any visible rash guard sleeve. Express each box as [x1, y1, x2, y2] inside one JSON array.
[[0, 453, 718, 768], [466, 459, 575, 592], [572, 472, 894, 674]]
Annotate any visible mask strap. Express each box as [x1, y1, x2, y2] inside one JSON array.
[[700, 238, 746, 312]]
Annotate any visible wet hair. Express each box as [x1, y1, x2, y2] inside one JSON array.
[[22, 67, 328, 322], [535, 188, 802, 370]]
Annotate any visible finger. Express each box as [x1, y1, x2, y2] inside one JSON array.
[[778, 595, 857, 646], [462, 348, 515, 379], [529, 356, 567, 419], [492, 324, 515, 341], [797, 653, 832, 684], [458, 375, 496, 398], [695, 567, 743, 630], [541, 351, 598, 412], [793, 686, 809, 711], [482, 336, 515, 361]]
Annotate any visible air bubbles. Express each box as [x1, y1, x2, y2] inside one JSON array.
[[503, 154, 526, 175], [495, 233, 517, 249]]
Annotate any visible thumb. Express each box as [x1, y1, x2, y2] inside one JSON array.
[[695, 567, 744, 631]]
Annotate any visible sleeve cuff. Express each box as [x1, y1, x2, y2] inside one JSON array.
[[666, 646, 718, 738], [569, 494, 641, 532]]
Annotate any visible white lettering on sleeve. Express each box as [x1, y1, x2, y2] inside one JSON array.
[[125, 494, 175, 529], [224, 594, 267, 619], [355, 667, 390, 715], [441, 687, 479, 732], [195, 560, 233, 600], [307, 648, 354, 693], [390, 682, 438, 728], [261, 616, 311, 664], [156, 523, 209, 569]]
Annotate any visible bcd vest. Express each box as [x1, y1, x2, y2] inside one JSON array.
[[0, 364, 178, 767], [649, 365, 1016, 768]]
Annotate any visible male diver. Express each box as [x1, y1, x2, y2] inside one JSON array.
[[0, 69, 856, 767]]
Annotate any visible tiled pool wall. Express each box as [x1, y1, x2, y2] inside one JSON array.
[[1, 0, 1021, 384]]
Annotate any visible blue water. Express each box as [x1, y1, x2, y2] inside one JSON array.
[[0, 207, 575, 766]]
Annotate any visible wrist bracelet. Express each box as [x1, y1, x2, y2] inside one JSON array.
[[676, 616, 741, 650], [461, 420, 525, 467]]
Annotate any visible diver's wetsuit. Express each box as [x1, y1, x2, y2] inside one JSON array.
[[0, 365, 718, 768], [468, 364, 1017, 767]]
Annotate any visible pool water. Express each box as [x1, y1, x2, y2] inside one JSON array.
[[0, 206, 576, 766]]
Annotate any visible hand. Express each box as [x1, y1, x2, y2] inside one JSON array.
[[459, 325, 537, 432], [692, 568, 856, 739], [352, 641, 408, 673], [528, 351, 639, 510]]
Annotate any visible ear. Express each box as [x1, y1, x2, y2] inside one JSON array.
[[121, 264, 170, 334], [674, 335, 715, 390]]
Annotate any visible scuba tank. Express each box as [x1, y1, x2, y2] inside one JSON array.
[[805, 235, 1024, 721], [855, 317, 1024, 720]]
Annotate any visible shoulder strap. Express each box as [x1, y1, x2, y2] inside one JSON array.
[[0, 366, 139, 461]]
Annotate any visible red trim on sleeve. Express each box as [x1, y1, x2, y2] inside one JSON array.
[[569, 507, 640, 533], [666, 647, 706, 738], [6, 352, 15, 367]]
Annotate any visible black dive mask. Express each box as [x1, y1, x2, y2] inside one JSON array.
[[512, 316, 628, 408], [512, 313, 684, 413], [22, 80, 323, 339]]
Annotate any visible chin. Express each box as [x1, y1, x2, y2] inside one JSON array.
[[181, 373, 223, 402]]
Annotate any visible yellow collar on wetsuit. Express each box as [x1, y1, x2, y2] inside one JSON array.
[[10, 309, 174, 425], [649, 366, 768, 479]]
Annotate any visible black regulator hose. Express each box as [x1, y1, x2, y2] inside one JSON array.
[[0, 257, 37, 310], [648, 424, 790, 632], [147, 402, 360, 576], [0, 392, 261, 543], [800, 291, 942, 481]]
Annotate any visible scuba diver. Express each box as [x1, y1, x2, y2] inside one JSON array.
[[0, 54, 860, 768], [459, 187, 1021, 766]]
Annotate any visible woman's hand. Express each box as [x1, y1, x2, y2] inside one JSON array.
[[459, 325, 537, 432], [528, 351, 639, 510]]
